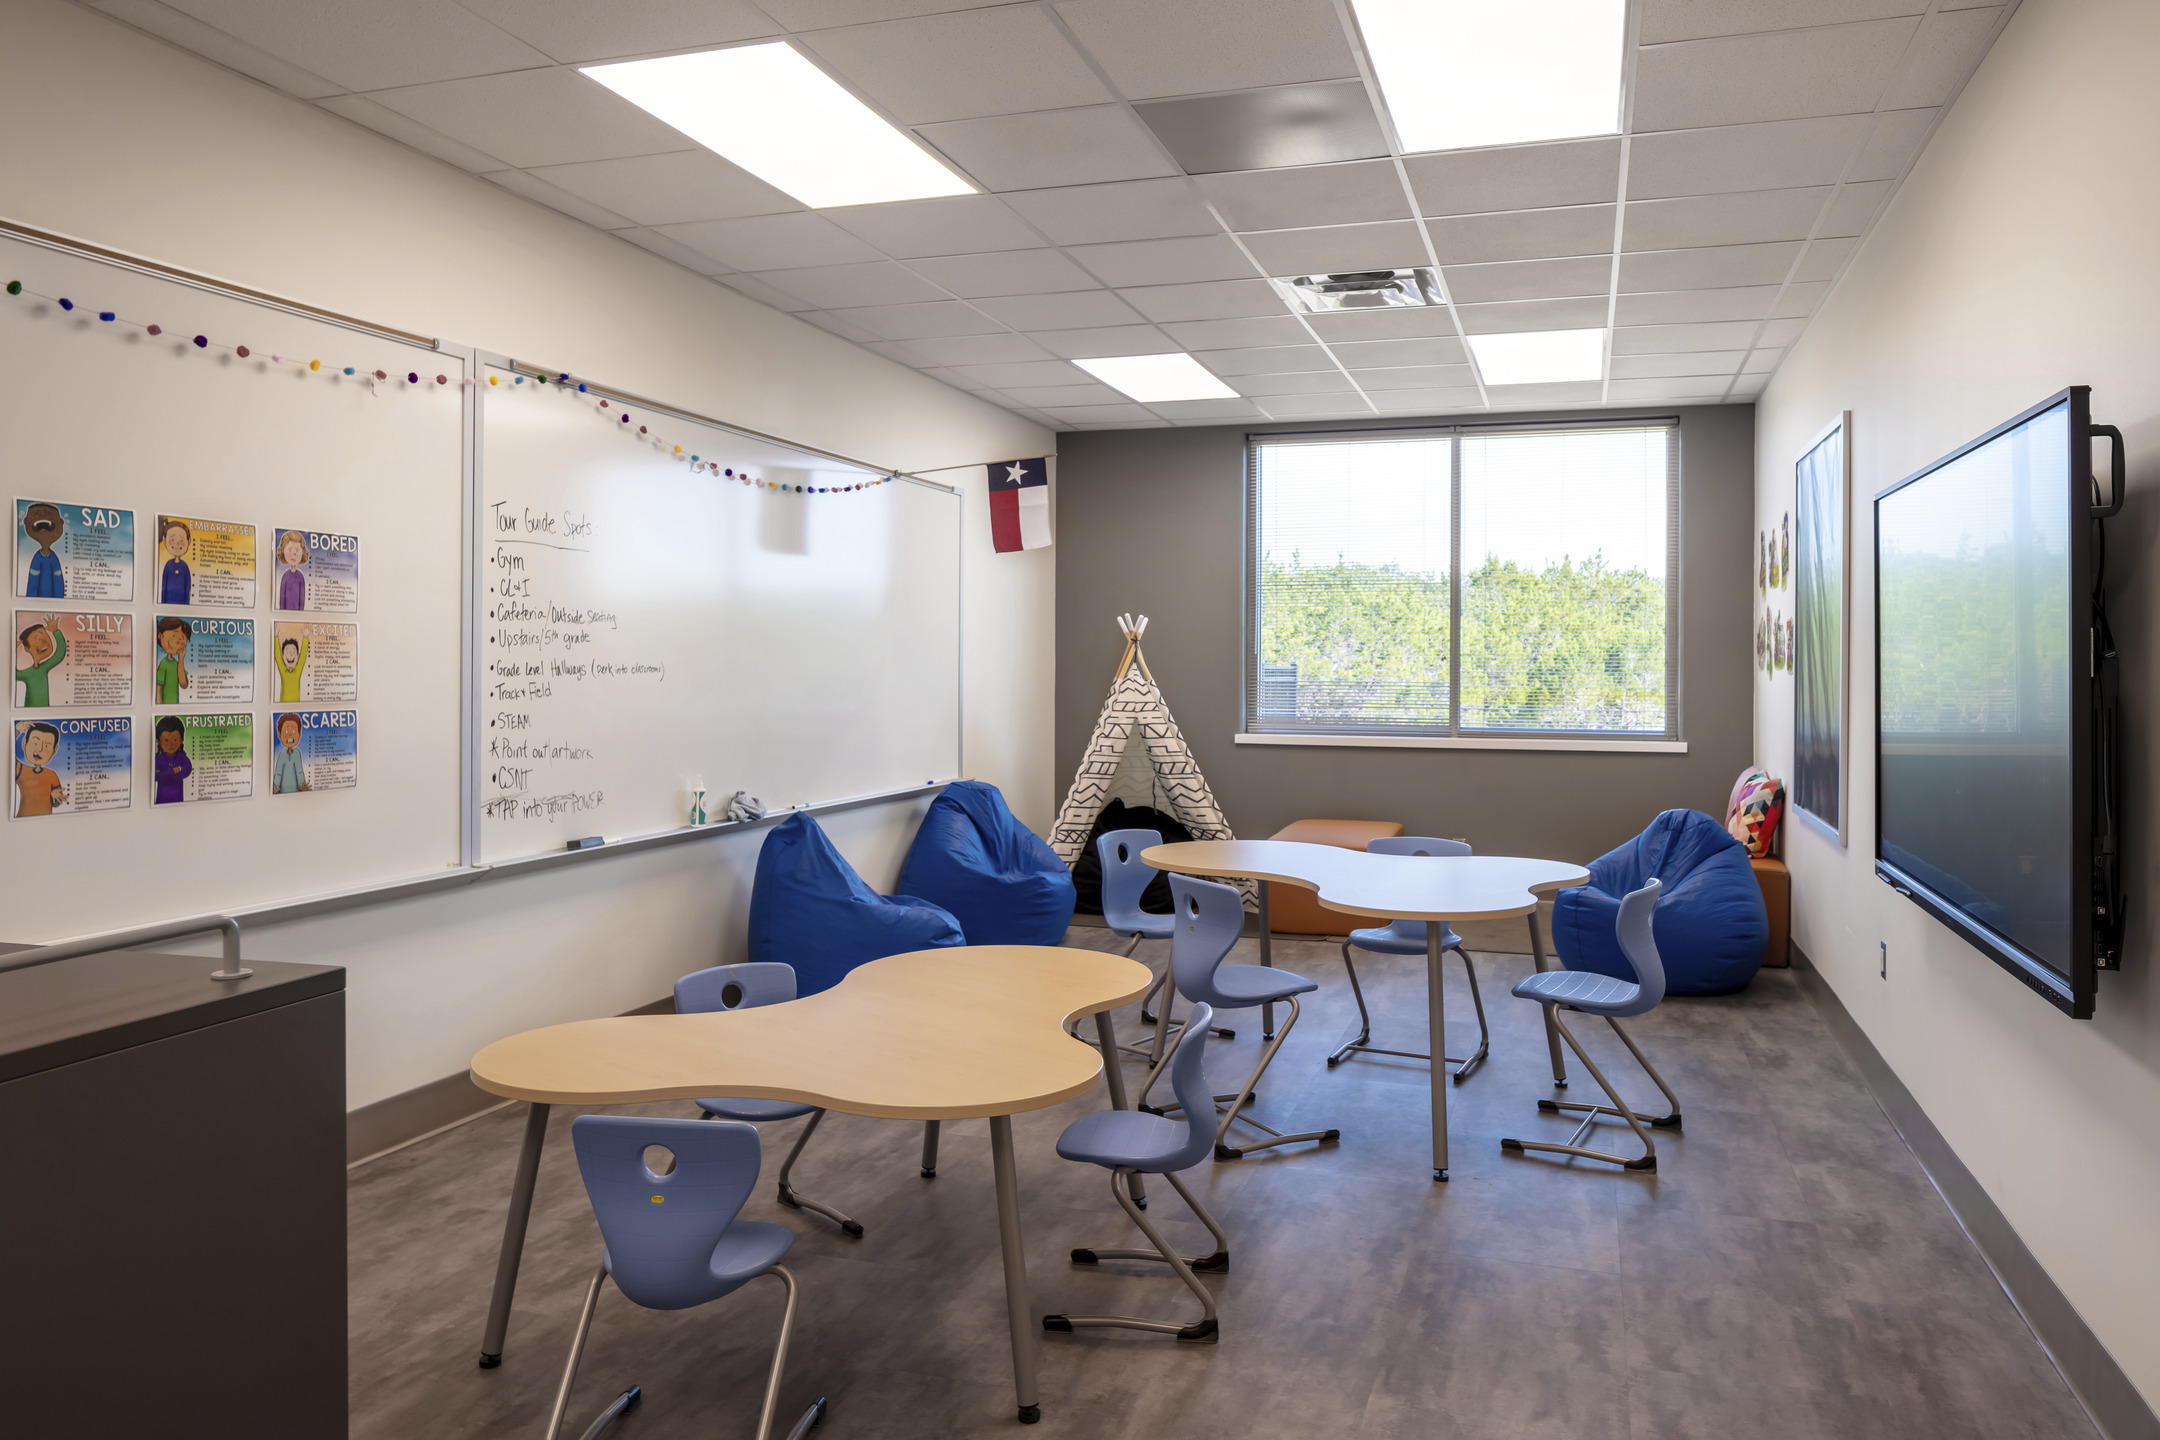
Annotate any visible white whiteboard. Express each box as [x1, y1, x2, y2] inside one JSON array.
[[476, 364, 960, 862], [0, 229, 465, 938]]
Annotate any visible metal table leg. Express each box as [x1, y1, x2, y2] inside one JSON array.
[[1255, 878, 1271, 967], [1528, 911, 1568, 1089], [921, 1120, 941, 1178], [1427, 928, 1449, 1182], [479, 1100, 550, 1368], [989, 1115, 1041, 1424], [1094, 1012, 1146, 1208]]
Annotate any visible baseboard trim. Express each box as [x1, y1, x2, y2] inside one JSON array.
[[346, 994, 675, 1167], [1791, 943, 2158, 1440]]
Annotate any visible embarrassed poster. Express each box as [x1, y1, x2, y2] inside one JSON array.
[[12, 715, 131, 819], [272, 528, 359, 613], [271, 620, 357, 704], [153, 614, 254, 706], [155, 514, 256, 608], [13, 610, 133, 707], [15, 500, 134, 602], [272, 709, 357, 794], [152, 711, 253, 805]]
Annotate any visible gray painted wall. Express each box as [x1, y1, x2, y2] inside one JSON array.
[[1053, 405, 1758, 867]]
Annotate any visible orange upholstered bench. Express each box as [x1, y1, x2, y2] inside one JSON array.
[[1263, 818, 1407, 936], [1751, 856, 1790, 967]]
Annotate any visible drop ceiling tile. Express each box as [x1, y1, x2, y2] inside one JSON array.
[[1632, 19, 1921, 132], [1793, 237, 1856, 281], [1239, 221, 1428, 277], [1000, 383, 1131, 406], [1003, 178, 1222, 244], [1774, 282, 1831, 316], [158, 0, 551, 90], [1426, 205, 1616, 266], [455, 0, 779, 63], [1135, 81, 1386, 174], [1040, 402, 1161, 423], [801, 8, 1110, 125], [1743, 349, 1786, 373], [482, 168, 636, 229], [1484, 381, 1604, 408], [1885, 7, 2002, 108], [1030, 325, 1180, 358], [1640, 0, 1924, 44], [1759, 318, 1808, 347], [1403, 139, 1624, 218], [908, 249, 1097, 297], [1627, 115, 1875, 199], [1302, 308, 1463, 342], [1624, 188, 1828, 252], [1350, 364, 1477, 390], [1329, 337, 1468, 368], [1369, 387, 1486, 413], [972, 290, 1144, 329], [1195, 345, 1332, 376], [1454, 297, 1610, 333], [523, 150, 800, 227], [751, 262, 950, 308], [1120, 279, 1285, 322], [1067, 236, 1256, 287], [755, 0, 1015, 27], [857, 340, 929, 365], [94, 0, 346, 97], [1849, 108, 1939, 180], [954, 360, 1095, 387], [916, 107, 1180, 192], [1819, 180, 1893, 236], [713, 270, 814, 307], [1730, 374, 1770, 396], [901, 333, 1057, 365], [1615, 287, 1781, 325], [315, 94, 509, 171], [1160, 315, 1311, 348], [1259, 393, 1375, 417], [1233, 370, 1353, 396], [1194, 160, 1410, 232], [1147, 398, 1270, 420], [822, 196, 1045, 257], [618, 227, 737, 276], [1062, 418, 1176, 428], [823, 300, 1006, 339], [1605, 378, 1733, 403], [1614, 322, 1762, 354], [1609, 351, 1747, 379], [795, 309, 885, 343], [1052, 0, 1357, 101], [365, 69, 692, 169], [659, 212, 885, 270], [1442, 255, 1614, 304], [1618, 242, 1802, 292], [918, 366, 992, 390]]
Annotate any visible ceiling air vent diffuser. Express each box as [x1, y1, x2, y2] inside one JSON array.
[[1274, 268, 1444, 313]]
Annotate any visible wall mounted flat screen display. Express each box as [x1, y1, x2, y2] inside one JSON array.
[[1874, 387, 2122, 1018]]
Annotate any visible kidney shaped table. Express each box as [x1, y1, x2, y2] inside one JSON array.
[[468, 944, 1153, 1425], [1140, 840, 1589, 1181]]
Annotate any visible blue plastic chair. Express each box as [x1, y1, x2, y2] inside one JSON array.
[[1042, 1002, 1231, 1343], [1084, 829, 1233, 1063], [544, 1115, 827, 1440], [1331, 836, 1491, 1080], [676, 964, 863, 1239], [1137, 874, 1341, 1160], [1501, 878, 1684, 1172]]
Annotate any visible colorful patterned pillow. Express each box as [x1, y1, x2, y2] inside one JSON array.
[[1725, 766, 1785, 858]]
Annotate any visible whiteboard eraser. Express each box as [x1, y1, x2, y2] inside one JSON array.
[[565, 836, 604, 850]]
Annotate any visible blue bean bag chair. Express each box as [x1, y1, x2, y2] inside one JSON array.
[[748, 812, 965, 996], [1553, 809, 1767, 996], [896, 780, 1077, 946]]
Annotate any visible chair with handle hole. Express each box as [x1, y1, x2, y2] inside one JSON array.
[[1330, 836, 1490, 1081]]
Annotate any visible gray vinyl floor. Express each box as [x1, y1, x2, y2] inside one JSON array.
[[348, 931, 2094, 1440]]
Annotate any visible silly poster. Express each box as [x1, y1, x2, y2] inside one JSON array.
[[12, 610, 132, 708], [271, 620, 357, 704], [15, 500, 134, 602], [151, 711, 253, 805], [271, 528, 360, 613], [271, 709, 357, 794], [154, 514, 256, 608], [152, 615, 254, 706], [11, 715, 130, 819]]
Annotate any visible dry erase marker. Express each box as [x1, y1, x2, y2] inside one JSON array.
[[566, 836, 603, 850]]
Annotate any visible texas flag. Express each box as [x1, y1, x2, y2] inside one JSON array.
[[988, 457, 1051, 553]]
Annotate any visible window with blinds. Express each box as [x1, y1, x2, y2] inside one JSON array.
[[1246, 421, 1678, 739]]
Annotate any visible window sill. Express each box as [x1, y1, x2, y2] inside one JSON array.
[[1234, 732, 1689, 754]]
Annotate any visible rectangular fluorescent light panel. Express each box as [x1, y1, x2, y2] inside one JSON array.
[[1468, 328, 1606, 385], [582, 44, 975, 209], [1350, 0, 1624, 152], [1074, 354, 1239, 403]]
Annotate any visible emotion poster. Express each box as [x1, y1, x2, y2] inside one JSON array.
[[270, 527, 359, 613], [154, 514, 255, 609], [13, 611, 132, 708], [15, 499, 134, 602], [11, 715, 130, 819], [152, 615, 254, 706], [271, 620, 357, 704], [270, 709, 357, 794], [151, 711, 253, 805]]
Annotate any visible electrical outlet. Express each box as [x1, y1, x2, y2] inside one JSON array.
[[1880, 941, 1888, 979]]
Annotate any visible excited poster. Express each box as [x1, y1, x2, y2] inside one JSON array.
[[270, 709, 357, 794], [154, 514, 256, 608], [151, 711, 253, 805], [270, 620, 357, 704], [15, 499, 134, 602], [13, 610, 132, 708], [271, 528, 359, 613], [11, 715, 131, 819], [152, 614, 254, 706]]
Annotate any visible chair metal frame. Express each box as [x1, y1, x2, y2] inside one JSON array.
[[1328, 836, 1491, 1080], [1069, 829, 1233, 1062]]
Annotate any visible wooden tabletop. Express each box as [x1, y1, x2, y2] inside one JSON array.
[[469, 946, 1153, 1118], [1141, 840, 1590, 922]]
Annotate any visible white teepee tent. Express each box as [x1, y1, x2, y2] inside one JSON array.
[[1050, 615, 1253, 905]]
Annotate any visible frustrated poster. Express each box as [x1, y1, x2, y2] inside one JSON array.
[[152, 711, 253, 805]]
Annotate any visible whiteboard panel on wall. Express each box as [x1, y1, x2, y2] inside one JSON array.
[[476, 365, 960, 862], [0, 230, 465, 939]]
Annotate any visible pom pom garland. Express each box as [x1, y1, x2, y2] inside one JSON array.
[[236, 345, 249, 357]]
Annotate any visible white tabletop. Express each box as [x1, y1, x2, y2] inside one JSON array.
[[1141, 839, 1590, 922]]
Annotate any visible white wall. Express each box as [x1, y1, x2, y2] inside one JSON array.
[[0, 0, 1056, 1108], [1754, 0, 2160, 1409]]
